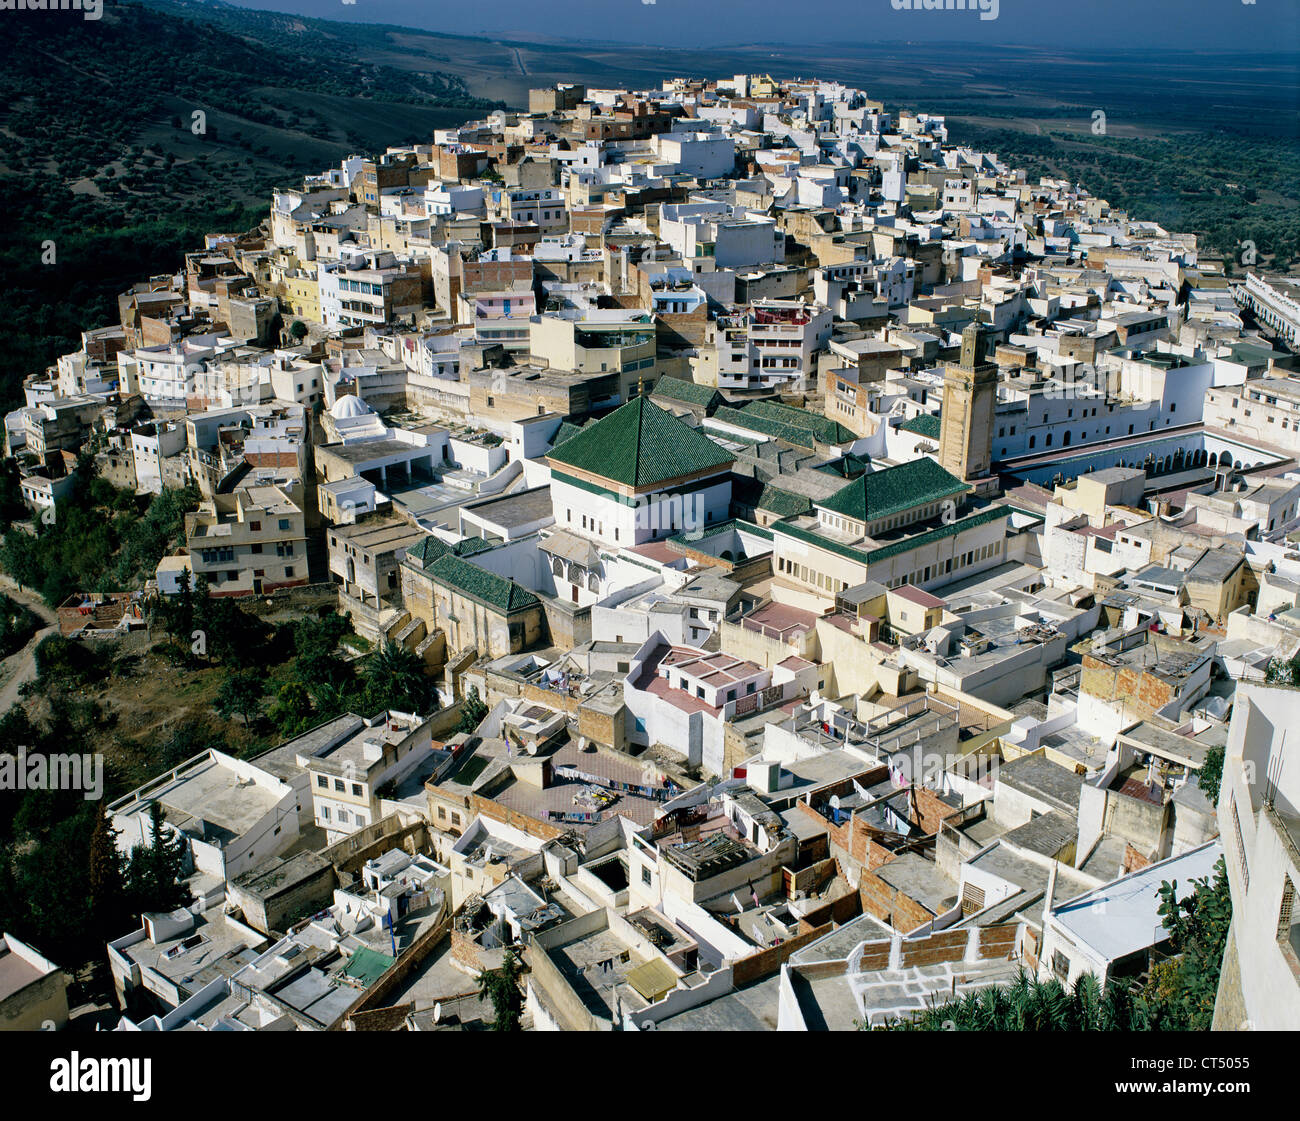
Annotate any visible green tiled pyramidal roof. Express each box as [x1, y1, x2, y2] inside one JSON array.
[[819, 456, 968, 522], [546, 396, 733, 487], [816, 452, 870, 479], [428, 553, 540, 614], [898, 413, 941, 439]]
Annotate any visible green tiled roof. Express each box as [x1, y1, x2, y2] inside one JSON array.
[[428, 553, 540, 615], [546, 396, 733, 487], [742, 400, 856, 446], [818, 457, 968, 523], [816, 452, 870, 479], [772, 505, 1012, 567], [756, 484, 812, 518], [712, 406, 820, 450], [898, 413, 941, 439], [862, 506, 1013, 563], [552, 421, 586, 447], [652, 377, 720, 409], [406, 534, 494, 571], [668, 518, 774, 547]]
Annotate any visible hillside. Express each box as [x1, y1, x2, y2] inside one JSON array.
[[0, 0, 499, 407]]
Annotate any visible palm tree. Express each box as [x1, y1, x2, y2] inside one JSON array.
[[888, 968, 1150, 1031], [365, 640, 436, 715]]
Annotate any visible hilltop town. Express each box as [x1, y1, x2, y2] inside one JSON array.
[[0, 74, 1296, 1035]]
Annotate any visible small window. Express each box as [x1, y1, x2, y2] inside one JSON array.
[[642, 866, 652, 886], [316, 775, 327, 788], [1051, 950, 1070, 981]]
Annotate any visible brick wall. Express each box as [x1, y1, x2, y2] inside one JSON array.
[[795, 886, 863, 934], [858, 868, 936, 934], [1123, 841, 1152, 875], [469, 794, 568, 843], [731, 921, 833, 987], [911, 784, 965, 835], [329, 908, 452, 1029]]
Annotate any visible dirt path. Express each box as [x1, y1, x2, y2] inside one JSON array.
[[0, 578, 57, 713]]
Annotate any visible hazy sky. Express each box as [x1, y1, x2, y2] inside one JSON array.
[[220, 0, 1297, 51]]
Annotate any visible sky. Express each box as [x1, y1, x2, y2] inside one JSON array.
[[218, 0, 1298, 52]]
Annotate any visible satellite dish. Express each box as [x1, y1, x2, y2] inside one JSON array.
[[433, 1002, 442, 1023]]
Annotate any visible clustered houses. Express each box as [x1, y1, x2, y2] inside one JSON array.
[[13, 73, 1300, 1033]]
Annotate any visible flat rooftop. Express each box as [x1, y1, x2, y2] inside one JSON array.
[[115, 753, 284, 842], [792, 956, 1022, 1030], [0, 942, 52, 1002], [463, 486, 553, 529], [1050, 841, 1224, 962], [997, 753, 1085, 813]]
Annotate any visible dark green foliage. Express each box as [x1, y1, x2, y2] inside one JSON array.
[[1144, 857, 1233, 1030], [363, 640, 438, 717], [1198, 745, 1225, 806], [33, 633, 98, 686], [0, 595, 39, 659], [87, 802, 129, 944], [895, 858, 1233, 1031], [268, 680, 315, 738], [886, 970, 1153, 1032], [215, 670, 264, 728], [123, 801, 192, 916], [457, 686, 489, 734], [477, 943, 525, 1031], [0, 476, 197, 607]]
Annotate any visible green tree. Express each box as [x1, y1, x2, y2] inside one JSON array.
[[125, 801, 192, 916], [1144, 857, 1232, 1030], [87, 801, 128, 942], [1198, 744, 1225, 806], [878, 970, 1152, 1031], [216, 670, 263, 728], [457, 685, 488, 734], [269, 680, 314, 736], [33, 633, 80, 684], [288, 319, 308, 340], [364, 639, 436, 715], [477, 943, 524, 1030], [291, 614, 355, 689]]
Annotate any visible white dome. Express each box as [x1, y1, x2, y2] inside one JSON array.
[[331, 394, 373, 420]]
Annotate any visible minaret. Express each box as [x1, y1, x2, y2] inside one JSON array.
[[938, 322, 997, 483]]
